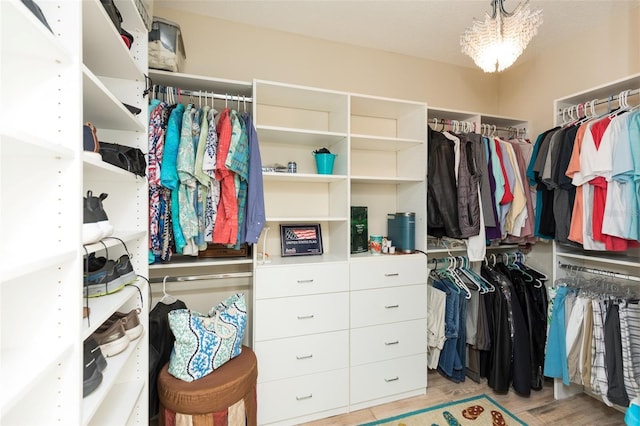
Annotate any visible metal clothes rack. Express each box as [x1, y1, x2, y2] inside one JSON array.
[[558, 262, 640, 283], [557, 87, 639, 117], [151, 84, 254, 103], [150, 271, 253, 284], [428, 117, 526, 137]]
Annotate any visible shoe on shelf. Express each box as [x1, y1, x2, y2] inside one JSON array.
[[86, 191, 113, 239], [82, 197, 102, 245], [85, 337, 107, 371], [84, 255, 125, 298], [114, 254, 137, 286], [91, 320, 129, 357], [83, 339, 103, 397], [101, 308, 143, 341]]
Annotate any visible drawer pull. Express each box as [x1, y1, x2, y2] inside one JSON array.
[[385, 376, 399, 382], [384, 340, 399, 346], [296, 394, 313, 401], [297, 279, 314, 283], [384, 273, 399, 277], [296, 354, 314, 360], [384, 304, 399, 309], [297, 314, 315, 320]]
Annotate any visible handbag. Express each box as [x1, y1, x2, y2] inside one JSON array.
[[168, 293, 247, 382], [83, 122, 100, 154], [100, 0, 122, 34], [99, 142, 146, 177]]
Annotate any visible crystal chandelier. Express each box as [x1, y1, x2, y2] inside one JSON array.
[[460, 0, 543, 73]]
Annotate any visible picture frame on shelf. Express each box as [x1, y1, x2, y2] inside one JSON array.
[[280, 224, 323, 256]]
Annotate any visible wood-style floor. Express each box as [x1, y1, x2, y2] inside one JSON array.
[[300, 370, 627, 426]]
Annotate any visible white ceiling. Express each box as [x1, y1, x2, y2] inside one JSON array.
[[155, 0, 640, 70]]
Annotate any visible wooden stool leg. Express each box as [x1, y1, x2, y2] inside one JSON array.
[[158, 402, 165, 426], [244, 385, 257, 426]]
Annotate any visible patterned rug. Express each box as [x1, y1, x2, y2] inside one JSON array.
[[360, 394, 527, 426]]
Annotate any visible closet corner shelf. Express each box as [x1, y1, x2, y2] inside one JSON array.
[[148, 257, 254, 270], [81, 230, 147, 256], [83, 66, 145, 132], [82, 337, 145, 425], [82, 0, 143, 80], [86, 380, 145, 426], [555, 251, 640, 268], [262, 172, 347, 183], [83, 283, 145, 339], [265, 216, 348, 223], [83, 152, 146, 181], [114, 0, 147, 34]]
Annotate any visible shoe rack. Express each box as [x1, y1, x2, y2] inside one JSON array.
[[0, 0, 149, 424]]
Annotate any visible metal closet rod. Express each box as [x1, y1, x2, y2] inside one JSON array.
[[558, 88, 639, 114], [150, 271, 253, 284], [152, 85, 253, 103], [558, 262, 640, 283], [429, 118, 525, 134]]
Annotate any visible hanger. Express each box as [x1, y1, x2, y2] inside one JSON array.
[[159, 276, 177, 304]]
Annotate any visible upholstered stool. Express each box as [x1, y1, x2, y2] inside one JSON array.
[[157, 346, 258, 426]]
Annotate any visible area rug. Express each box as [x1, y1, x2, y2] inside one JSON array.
[[360, 394, 527, 426]]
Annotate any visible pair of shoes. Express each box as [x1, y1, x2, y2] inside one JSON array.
[[84, 253, 136, 297], [90, 309, 142, 358], [83, 338, 107, 397], [82, 191, 113, 245]]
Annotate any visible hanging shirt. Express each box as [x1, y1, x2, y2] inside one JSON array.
[[213, 108, 239, 244], [203, 108, 220, 242], [242, 113, 266, 244], [176, 104, 199, 255]]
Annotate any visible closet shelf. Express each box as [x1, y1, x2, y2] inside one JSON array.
[[82, 0, 143, 79], [83, 66, 145, 132], [1, 345, 73, 417], [350, 135, 423, 152], [263, 172, 347, 183], [256, 253, 348, 267], [83, 283, 145, 339], [148, 70, 253, 95], [2, 129, 75, 160], [81, 230, 147, 257], [555, 251, 640, 268], [83, 152, 145, 180], [350, 175, 423, 184], [149, 258, 253, 270], [256, 125, 347, 146], [265, 216, 348, 222], [87, 380, 145, 426], [2, 250, 76, 283], [3, 0, 73, 63], [255, 79, 348, 112], [82, 336, 145, 425]]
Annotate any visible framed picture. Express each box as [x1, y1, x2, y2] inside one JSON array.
[[280, 224, 323, 257]]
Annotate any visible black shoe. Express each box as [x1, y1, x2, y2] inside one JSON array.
[[83, 339, 103, 397], [86, 191, 113, 239]]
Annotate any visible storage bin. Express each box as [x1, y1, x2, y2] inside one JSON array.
[[148, 17, 186, 72]]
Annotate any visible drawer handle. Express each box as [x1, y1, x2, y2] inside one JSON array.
[[385, 376, 399, 383], [384, 273, 399, 277], [384, 304, 399, 309], [296, 394, 313, 401], [296, 354, 314, 360], [297, 279, 314, 283], [384, 340, 399, 346], [297, 314, 315, 320]]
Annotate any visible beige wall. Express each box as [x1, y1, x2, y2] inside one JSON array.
[[498, 5, 640, 136], [154, 5, 639, 132], [153, 6, 499, 113]]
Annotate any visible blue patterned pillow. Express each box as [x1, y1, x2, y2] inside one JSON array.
[[168, 293, 247, 382]]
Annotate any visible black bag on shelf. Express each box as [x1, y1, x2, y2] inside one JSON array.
[[99, 142, 146, 177], [100, 0, 122, 34]]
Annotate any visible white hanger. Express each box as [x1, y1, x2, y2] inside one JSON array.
[[160, 276, 177, 304]]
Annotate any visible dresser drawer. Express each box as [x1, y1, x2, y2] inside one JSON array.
[[350, 319, 427, 366], [255, 330, 349, 383], [258, 369, 349, 425], [255, 262, 349, 299], [350, 255, 426, 290], [255, 292, 349, 341], [351, 284, 427, 328], [350, 353, 427, 405]]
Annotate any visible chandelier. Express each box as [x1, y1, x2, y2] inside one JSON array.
[[460, 0, 543, 73]]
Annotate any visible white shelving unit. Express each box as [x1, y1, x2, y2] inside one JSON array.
[[1, 0, 149, 423], [252, 80, 428, 425], [551, 73, 640, 406]]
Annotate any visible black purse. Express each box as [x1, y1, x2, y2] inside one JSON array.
[[99, 142, 147, 177], [100, 0, 122, 34]]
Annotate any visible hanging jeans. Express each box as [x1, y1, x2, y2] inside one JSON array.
[[433, 278, 462, 381]]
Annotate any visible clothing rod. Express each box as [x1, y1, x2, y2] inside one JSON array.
[[429, 118, 526, 134], [557, 88, 639, 115], [150, 271, 253, 284], [152, 85, 253, 102], [558, 262, 640, 283]]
